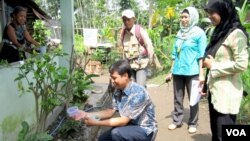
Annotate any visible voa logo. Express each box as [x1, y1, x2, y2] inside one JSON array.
[[226, 129, 246, 136]]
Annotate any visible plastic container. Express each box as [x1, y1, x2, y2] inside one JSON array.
[[67, 106, 79, 117], [39, 46, 47, 55]]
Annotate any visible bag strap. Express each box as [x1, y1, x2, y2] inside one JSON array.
[[121, 24, 148, 55], [135, 24, 145, 47], [121, 24, 145, 47]]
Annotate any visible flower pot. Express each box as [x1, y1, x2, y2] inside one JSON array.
[[85, 60, 102, 75], [40, 46, 47, 54]]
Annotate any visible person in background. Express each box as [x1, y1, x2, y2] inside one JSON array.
[[202, 0, 249, 141], [120, 9, 154, 88], [165, 6, 207, 134], [0, 6, 39, 63], [72, 59, 158, 141]]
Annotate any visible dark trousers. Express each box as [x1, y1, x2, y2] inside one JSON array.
[[208, 92, 237, 141], [0, 44, 25, 63], [172, 74, 199, 127], [98, 125, 153, 141]]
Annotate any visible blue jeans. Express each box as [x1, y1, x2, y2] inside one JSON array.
[[98, 125, 153, 141]]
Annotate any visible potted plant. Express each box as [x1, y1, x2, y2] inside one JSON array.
[[86, 48, 106, 75], [32, 19, 51, 54]]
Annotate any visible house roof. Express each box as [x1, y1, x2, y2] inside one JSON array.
[[5, 0, 51, 20]]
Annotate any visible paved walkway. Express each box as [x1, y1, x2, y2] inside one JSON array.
[[92, 71, 212, 141]]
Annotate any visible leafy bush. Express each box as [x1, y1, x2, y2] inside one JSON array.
[[70, 68, 98, 104], [239, 65, 250, 124], [15, 48, 97, 132], [57, 119, 82, 138], [148, 26, 175, 71], [74, 34, 86, 55], [17, 121, 52, 141], [32, 20, 51, 46], [90, 48, 106, 63], [15, 49, 69, 132]]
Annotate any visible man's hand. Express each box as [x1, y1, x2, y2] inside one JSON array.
[[83, 115, 99, 126], [72, 110, 88, 121]]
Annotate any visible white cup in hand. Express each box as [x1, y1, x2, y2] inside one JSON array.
[[67, 106, 80, 117]]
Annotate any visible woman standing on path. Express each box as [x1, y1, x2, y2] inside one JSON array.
[[165, 6, 207, 134], [202, 0, 249, 141]]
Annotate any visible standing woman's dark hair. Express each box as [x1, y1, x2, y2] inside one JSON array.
[[204, 0, 249, 57]]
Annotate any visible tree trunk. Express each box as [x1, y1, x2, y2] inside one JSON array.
[[37, 111, 47, 132], [148, 0, 154, 29]]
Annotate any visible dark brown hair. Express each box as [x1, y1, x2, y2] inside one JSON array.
[[11, 6, 27, 18]]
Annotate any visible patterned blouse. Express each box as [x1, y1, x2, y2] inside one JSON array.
[[113, 82, 158, 135], [2, 23, 26, 46], [208, 29, 249, 114]]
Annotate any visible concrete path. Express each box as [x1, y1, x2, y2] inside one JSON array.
[[92, 71, 212, 141]]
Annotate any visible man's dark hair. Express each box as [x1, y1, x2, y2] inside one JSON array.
[[109, 59, 132, 78]]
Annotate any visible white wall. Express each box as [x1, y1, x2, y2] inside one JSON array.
[[0, 0, 75, 139], [0, 62, 36, 141]]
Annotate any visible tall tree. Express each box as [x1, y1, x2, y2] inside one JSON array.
[[35, 0, 60, 19], [120, 0, 133, 11]]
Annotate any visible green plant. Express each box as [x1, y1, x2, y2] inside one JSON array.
[[74, 34, 87, 55], [239, 63, 250, 124], [99, 27, 115, 43], [17, 121, 52, 141], [90, 48, 106, 63], [238, 0, 250, 122], [236, 0, 249, 23], [15, 48, 69, 132], [15, 47, 98, 133], [236, 0, 250, 33], [70, 68, 98, 104], [148, 26, 175, 71], [32, 19, 51, 46], [238, 93, 250, 124], [107, 47, 122, 66], [1, 115, 24, 141], [57, 119, 82, 138]]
